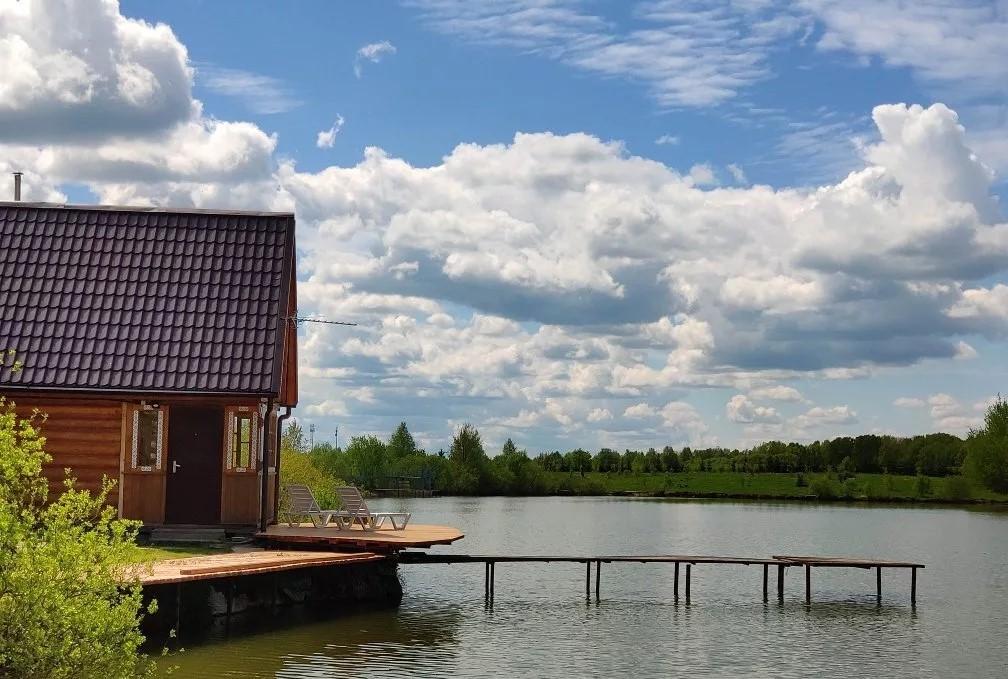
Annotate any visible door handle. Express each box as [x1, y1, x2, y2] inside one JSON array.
[[172, 461, 182, 473]]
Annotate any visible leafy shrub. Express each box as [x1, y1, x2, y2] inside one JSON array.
[[836, 456, 857, 481], [966, 398, 1008, 493], [914, 474, 932, 498], [841, 478, 861, 499], [0, 400, 155, 678], [942, 475, 972, 501], [809, 476, 840, 499], [279, 450, 345, 513], [795, 472, 808, 487]]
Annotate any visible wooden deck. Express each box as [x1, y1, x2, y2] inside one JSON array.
[[127, 549, 386, 585], [258, 523, 465, 551]]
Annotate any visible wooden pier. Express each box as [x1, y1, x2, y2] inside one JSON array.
[[398, 552, 925, 606], [127, 549, 387, 586], [257, 523, 465, 552]]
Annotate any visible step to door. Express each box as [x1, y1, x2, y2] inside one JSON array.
[[149, 527, 227, 545]]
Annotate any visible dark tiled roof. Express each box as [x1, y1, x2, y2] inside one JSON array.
[[0, 203, 295, 396]]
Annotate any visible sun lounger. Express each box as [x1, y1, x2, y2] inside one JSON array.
[[281, 484, 340, 528], [335, 486, 411, 530]]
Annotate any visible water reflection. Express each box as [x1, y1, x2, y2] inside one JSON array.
[[162, 602, 464, 678]]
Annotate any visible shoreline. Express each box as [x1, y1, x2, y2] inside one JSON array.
[[413, 489, 1008, 506]]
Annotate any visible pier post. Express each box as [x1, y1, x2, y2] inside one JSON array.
[[595, 560, 601, 600], [490, 562, 495, 601], [686, 564, 691, 604], [876, 567, 882, 604], [805, 564, 811, 605], [674, 562, 679, 601], [175, 583, 182, 637], [485, 561, 490, 600], [911, 567, 917, 607], [777, 564, 784, 600], [586, 561, 591, 599], [763, 564, 768, 601]]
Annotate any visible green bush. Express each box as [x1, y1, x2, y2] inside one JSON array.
[[841, 478, 861, 499], [279, 450, 345, 512], [0, 400, 155, 678], [942, 475, 972, 501], [914, 474, 932, 498], [795, 472, 808, 487], [966, 396, 1008, 493], [809, 476, 840, 499]]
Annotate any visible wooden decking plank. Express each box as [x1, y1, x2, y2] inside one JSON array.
[[258, 523, 465, 551], [127, 549, 386, 585], [772, 555, 925, 568]]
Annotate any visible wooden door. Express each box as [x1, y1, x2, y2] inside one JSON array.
[[165, 406, 223, 524]]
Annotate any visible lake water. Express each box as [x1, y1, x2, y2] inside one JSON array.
[[160, 497, 1008, 677]]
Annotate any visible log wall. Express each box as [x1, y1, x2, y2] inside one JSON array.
[[8, 397, 122, 500]]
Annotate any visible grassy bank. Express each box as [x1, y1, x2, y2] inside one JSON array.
[[126, 545, 225, 564], [537, 471, 1008, 503]]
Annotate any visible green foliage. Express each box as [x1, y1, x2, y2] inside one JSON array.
[[966, 396, 1008, 493], [914, 474, 932, 498], [1, 349, 23, 378], [979, 395, 1008, 438], [0, 400, 154, 678], [809, 475, 841, 499], [493, 440, 544, 494], [388, 422, 417, 459], [281, 420, 307, 455], [836, 456, 856, 481], [565, 449, 592, 477], [450, 423, 486, 471], [841, 478, 861, 499], [280, 448, 345, 511], [942, 475, 972, 501], [277, 414, 1007, 502], [344, 435, 389, 490]]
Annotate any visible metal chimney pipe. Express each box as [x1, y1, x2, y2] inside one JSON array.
[[13, 172, 22, 201]]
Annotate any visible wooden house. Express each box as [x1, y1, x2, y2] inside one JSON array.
[[0, 202, 298, 529]]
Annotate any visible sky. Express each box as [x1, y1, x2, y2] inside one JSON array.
[[1, 0, 1007, 454]]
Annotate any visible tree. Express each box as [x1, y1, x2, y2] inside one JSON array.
[[281, 420, 307, 455], [660, 446, 681, 473], [388, 422, 418, 459], [344, 435, 389, 489], [494, 440, 542, 494], [679, 447, 693, 468], [565, 449, 592, 477], [966, 396, 1008, 492], [594, 448, 621, 473], [0, 400, 154, 678], [450, 423, 486, 470]]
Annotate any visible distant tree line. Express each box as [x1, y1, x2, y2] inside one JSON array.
[[534, 432, 966, 477], [280, 396, 1008, 497]]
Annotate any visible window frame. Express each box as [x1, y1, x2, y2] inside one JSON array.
[[130, 406, 164, 472], [226, 406, 259, 473]]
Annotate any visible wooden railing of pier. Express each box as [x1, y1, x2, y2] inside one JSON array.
[[397, 552, 925, 606]]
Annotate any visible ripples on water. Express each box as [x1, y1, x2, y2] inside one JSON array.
[[160, 498, 1008, 677]]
